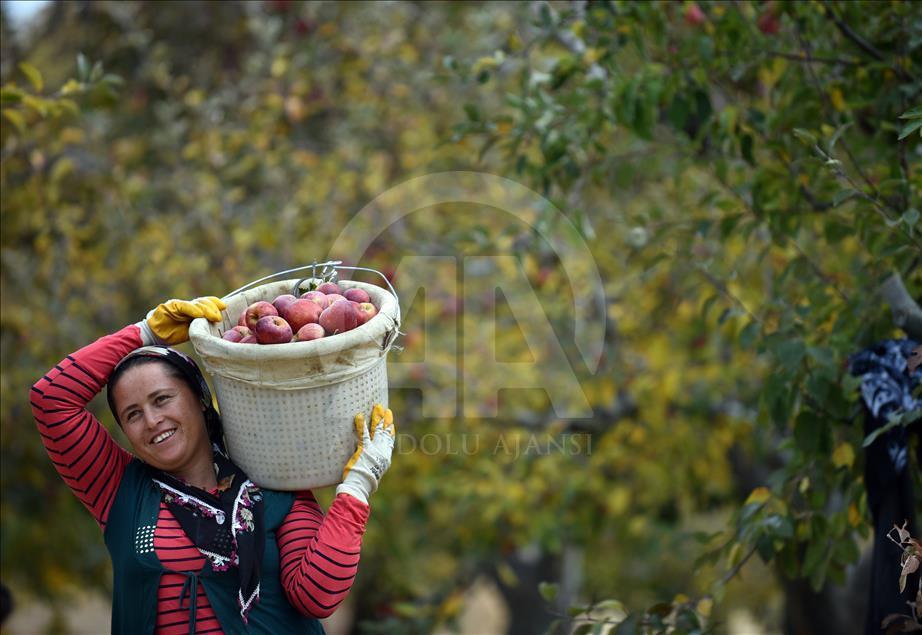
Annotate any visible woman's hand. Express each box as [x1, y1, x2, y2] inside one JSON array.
[[138, 297, 227, 346], [335, 404, 396, 505]]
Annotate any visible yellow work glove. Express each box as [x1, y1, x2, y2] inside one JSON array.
[[336, 404, 396, 505], [138, 296, 227, 346]]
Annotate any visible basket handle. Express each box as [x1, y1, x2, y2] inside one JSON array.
[[223, 261, 401, 351], [222, 261, 344, 299]]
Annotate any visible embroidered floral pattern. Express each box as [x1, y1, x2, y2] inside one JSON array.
[[151, 477, 260, 573]]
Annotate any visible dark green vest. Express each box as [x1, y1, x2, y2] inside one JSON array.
[[104, 459, 325, 634]]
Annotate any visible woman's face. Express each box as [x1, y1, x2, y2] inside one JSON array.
[[112, 362, 213, 478]]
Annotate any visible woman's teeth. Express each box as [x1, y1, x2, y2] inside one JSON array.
[[152, 429, 176, 444]]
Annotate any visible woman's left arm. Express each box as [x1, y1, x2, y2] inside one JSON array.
[[276, 492, 370, 619], [278, 406, 395, 618]]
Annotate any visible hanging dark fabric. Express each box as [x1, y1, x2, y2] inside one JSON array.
[[848, 338, 922, 634]]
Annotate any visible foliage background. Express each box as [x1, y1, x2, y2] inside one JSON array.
[[1, 1, 920, 633]]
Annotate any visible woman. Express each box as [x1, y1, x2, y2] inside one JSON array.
[[30, 296, 395, 634]]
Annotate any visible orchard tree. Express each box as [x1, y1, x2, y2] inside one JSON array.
[[445, 0, 922, 632]]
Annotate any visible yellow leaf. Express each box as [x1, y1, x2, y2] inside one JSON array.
[[745, 486, 771, 505], [270, 57, 288, 78], [798, 476, 810, 494], [60, 79, 82, 95], [727, 542, 742, 569], [830, 88, 846, 112], [496, 561, 518, 587], [697, 597, 713, 617], [19, 62, 43, 92], [832, 442, 855, 469], [472, 56, 498, 75], [848, 503, 862, 527], [22, 94, 47, 116], [583, 47, 602, 65], [2, 108, 25, 133]]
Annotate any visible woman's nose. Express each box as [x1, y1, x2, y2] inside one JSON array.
[[142, 407, 163, 428]]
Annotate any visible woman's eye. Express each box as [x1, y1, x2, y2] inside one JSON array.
[[126, 411, 140, 422], [156, 395, 171, 404]]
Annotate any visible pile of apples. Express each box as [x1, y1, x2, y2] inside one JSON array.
[[222, 282, 378, 345]]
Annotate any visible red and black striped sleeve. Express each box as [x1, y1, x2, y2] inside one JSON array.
[[277, 492, 370, 618], [30, 325, 140, 529]]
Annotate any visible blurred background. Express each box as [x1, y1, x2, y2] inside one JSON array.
[[1, 1, 920, 633]]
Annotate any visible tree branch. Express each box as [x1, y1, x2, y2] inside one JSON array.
[[763, 50, 860, 67], [881, 271, 922, 341], [821, 0, 916, 82]]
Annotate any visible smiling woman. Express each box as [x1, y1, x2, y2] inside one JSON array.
[[30, 295, 397, 634], [109, 354, 216, 487]]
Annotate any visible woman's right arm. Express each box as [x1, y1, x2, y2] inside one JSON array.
[[30, 325, 141, 530]]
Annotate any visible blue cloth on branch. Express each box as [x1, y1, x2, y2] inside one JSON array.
[[847, 338, 920, 635]]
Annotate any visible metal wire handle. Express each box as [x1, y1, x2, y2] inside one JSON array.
[[223, 260, 344, 299]]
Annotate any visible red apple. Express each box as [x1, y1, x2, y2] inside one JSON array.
[[757, 12, 780, 35], [296, 323, 325, 342], [324, 293, 346, 306], [254, 315, 293, 344], [245, 301, 278, 330], [282, 299, 323, 332], [317, 282, 342, 295], [239, 335, 257, 344], [272, 294, 298, 314], [343, 288, 370, 303], [223, 325, 252, 342], [684, 2, 705, 25], [300, 290, 330, 309], [355, 301, 378, 325], [319, 300, 358, 335], [237, 310, 247, 327]]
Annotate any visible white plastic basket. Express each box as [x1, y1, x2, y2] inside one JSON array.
[[188, 262, 400, 491]]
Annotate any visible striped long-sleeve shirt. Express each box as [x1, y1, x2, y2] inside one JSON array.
[[31, 325, 369, 633]]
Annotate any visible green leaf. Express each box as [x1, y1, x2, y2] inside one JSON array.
[[739, 321, 760, 350], [595, 599, 626, 614], [793, 128, 817, 146], [832, 189, 856, 207], [463, 103, 480, 122], [774, 339, 805, 372], [741, 133, 755, 165], [701, 295, 720, 321], [898, 106, 922, 119], [0, 87, 24, 104], [898, 118, 922, 140], [77, 53, 90, 82], [18, 62, 43, 92], [794, 410, 827, 454], [807, 345, 836, 370], [862, 411, 908, 447], [90, 61, 104, 83], [902, 208, 919, 227], [102, 73, 124, 86], [827, 122, 852, 152], [539, 581, 558, 603]]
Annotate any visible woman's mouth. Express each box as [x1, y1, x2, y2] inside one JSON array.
[[151, 429, 177, 445]]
